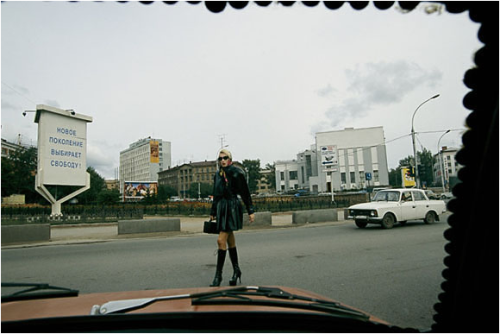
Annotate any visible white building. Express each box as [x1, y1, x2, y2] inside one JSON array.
[[119, 137, 171, 194], [275, 147, 318, 193], [315, 127, 389, 192], [433, 146, 461, 189]]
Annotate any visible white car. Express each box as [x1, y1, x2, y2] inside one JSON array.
[[347, 189, 447, 229]]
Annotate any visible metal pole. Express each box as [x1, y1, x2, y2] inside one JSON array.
[[411, 94, 440, 188]]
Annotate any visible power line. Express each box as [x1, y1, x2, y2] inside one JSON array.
[[1, 81, 37, 104]]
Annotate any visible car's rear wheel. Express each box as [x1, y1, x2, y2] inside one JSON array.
[[381, 213, 395, 229], [355, 220, 368, 228], [424, 211, 436, 224]]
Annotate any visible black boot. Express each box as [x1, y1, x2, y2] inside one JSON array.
[[228, 247, 242, 286], [210, 249, 226, 287]]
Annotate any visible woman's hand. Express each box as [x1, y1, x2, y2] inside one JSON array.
[[210, 215, 215, 221], [249, 213, 255, 224]]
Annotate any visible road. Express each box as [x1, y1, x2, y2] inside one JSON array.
[[2, 218, 449, 330]]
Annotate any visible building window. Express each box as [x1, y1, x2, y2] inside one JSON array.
[[350, 171, 356, 183], [373, 170, 379, 182], [341, 172, 346, 184], [289, 171, 298, 180], [280, 172, 285, 180]]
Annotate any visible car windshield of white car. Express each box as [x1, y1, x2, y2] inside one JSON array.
[[373, 191, 399, 202]]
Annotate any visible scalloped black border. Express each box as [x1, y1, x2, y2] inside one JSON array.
[[12, 1, 500, 332]]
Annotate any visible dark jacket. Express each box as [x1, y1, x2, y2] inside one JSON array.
[[210, 165, 254, 231]]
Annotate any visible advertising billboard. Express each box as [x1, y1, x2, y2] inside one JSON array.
[[35, 105, 92, 186], [401, 167, 416, 188], [320, 145, 338, 167], [124, 181, 158, 201], [150, 140, 159, 163]]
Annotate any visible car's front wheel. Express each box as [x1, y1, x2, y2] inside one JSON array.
[[424, 211, 436, 224], [381, 213, 395, 229], [355, 220, 368, 228]]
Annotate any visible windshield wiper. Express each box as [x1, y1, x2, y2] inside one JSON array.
[[91, 286, 369, 322], [2, 283, 79, 302]]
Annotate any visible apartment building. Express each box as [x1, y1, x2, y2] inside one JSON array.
[[158, 160, 246, 198], [119, 137, 171, 194], [433, 146, 461, 189]]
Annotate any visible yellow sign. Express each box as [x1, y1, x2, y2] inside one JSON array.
[[150, 140, 159, 163], [402, 167, 416, 187]]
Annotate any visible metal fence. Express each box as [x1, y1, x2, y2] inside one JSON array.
[[1, 193, 369, 225]]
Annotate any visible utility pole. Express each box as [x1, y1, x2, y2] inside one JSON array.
[[411, 94, 440, 188]]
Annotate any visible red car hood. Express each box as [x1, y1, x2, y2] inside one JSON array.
[[2, 285, 387, 324]]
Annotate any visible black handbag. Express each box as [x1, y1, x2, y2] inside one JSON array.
[[203, 219, 218, 234]]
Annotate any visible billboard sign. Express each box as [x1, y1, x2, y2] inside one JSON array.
[[150, 140, 159, 163], [124, 181, 158, 201], [320, 145, 338, 167], [35, 105, 92, 186], [401, 167, 416, 188]]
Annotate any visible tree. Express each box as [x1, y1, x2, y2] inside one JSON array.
[[157, 185, 177, 202], [241, 159, 261, 194], [389, 168, 402, 188], [418, 148, 435, 187], [188, 183, 212, 199], [97, 188, 121, 204], [1, 147, 41, 203], [395, 149, 434, 188], [264, 163, 276, 192], [74, 167, 106, 204]]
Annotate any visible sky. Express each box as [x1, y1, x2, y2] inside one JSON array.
[[1, 1, 482, 180]]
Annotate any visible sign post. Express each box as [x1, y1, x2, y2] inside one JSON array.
[[320, 145, 338, 202], [33, 105, 93, 217]]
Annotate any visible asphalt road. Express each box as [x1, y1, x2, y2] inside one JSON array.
[[2, 217, 449, 330]]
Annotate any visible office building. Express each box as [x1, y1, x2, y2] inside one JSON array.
[[433, 146, 461, 189], [315, 127, 389, 192], [119, 137, 171, 194]]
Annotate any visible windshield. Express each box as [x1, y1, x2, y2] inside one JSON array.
[[1, 2, 482, 331], [372, 191, 400, 202]]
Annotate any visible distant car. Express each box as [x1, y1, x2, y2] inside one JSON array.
[[347, 189, 447, 229], [424, 190, 440, 200], [440, 192, 454, 200]]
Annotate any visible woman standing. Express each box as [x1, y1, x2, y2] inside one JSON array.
[[209, 149, 255, 287]]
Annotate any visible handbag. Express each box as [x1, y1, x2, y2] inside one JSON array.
[[203, 219, 218, 234]]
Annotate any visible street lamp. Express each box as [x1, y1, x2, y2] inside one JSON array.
[[411, 94, 440, 188], [438, 130, 451, 193]]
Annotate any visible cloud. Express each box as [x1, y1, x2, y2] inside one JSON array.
[[316, 84, 336, 98], [86, 143, 118, 179], [317, 60, 443, 129], [346, 60, 442, 104]]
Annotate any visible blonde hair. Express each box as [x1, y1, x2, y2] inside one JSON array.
[[218, 148, 232, 160], [217, 149, 232, 171]]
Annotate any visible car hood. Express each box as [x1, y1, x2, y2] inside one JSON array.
[[2, 285, 388, 324], [348, 202, 399, 210]]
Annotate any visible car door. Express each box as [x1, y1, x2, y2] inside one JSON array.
[[400, 191, 418, 221], [411, 190, 429, 219]]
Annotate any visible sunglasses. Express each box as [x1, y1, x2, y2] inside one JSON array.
[[218, 156, 230, 161]]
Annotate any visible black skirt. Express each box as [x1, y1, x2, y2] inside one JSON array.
[[216, 197, 243, 232]]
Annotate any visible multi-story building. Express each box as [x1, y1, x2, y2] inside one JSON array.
[[315, 127, 389, 192], [276, 127, 390, 193], [158, 160, 217, 198], [119, 137, 171, 195], [256, 169, 274, 195], [433, 146, 461, 189], [1, 138, 32, 158], [275, 147, 319, 193], [158, 160, 246, 198]]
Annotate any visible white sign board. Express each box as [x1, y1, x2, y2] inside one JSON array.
[[320, 145, 338, 168], [36, 105, 92, 186]]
